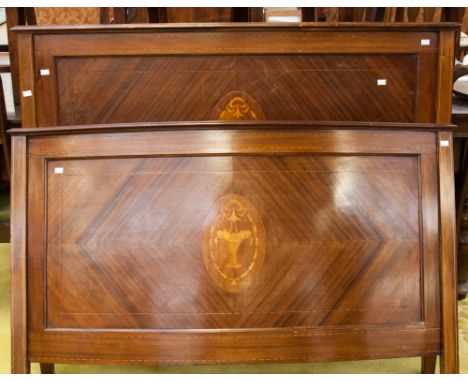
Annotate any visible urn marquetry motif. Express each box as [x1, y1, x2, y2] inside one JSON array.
[[202, 194, 266, 293]]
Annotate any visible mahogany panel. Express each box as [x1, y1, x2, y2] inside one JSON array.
[[45, 155, 421, 329], [54, 55, 418, 125], [8, 122, 453, 371]]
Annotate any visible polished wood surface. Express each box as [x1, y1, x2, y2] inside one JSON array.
[[10, 21, 459, 374], [12, 23, 458, 127], [438, 131, 459, 373], [45, 155, 422, 329], [9, 121, 457, 372], [10, 136, 29, 373], [53, 55, 420, 125], [16, 33, 35, 128], [436, 31, 456, 123]]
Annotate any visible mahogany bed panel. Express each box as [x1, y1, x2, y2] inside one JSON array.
[[13, 23, 458, 127], [10, 121, 458, 373]]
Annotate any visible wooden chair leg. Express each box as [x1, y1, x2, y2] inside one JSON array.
[[39, 363, 54, 374], [421, 355, 437, 373]]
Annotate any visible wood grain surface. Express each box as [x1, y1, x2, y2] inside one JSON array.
[[10, 136, 29, 373], [8, 122, 455, 370], [12, 23, 457, 127], [53, 55, 419, 125]]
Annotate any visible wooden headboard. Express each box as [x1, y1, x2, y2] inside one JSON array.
[[13, 22, 458, 127], [9, 121, 459, 372]]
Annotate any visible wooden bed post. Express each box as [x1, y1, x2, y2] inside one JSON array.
[[10, 136, 30, 374], [438, 131, 459, 374], [423, 28, 459, 375], [17, 33, 36, 127]]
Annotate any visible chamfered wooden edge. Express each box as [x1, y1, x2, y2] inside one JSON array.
[[8, 121, 456, 137], [437, 131, 459, 374], [11, 22, 461, 34]]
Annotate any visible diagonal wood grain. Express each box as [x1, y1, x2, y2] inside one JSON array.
[[45, 155, 422, 330], [56, 55, 418, 125]]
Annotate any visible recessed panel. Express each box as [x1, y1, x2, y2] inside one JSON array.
[[46, 155, 421, 329], [56, 55, 418, 125]]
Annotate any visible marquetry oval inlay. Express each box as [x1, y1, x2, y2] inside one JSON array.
[[214, 91, 265, 120], [202, 194, 266, 293]]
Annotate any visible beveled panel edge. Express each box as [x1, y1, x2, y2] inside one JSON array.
[[9, 120, 456, 136], [11, 22, 461, 34]]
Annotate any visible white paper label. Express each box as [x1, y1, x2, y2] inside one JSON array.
[[22, 90, 32, 97], [40, 69, 50, 76], [421, 39, 431, 46], [54, 167, 64, 174], [377, 79, 387, 86], [440, 140, 450, 147]]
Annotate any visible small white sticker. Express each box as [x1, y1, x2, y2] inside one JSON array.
[[440, 140, 449, 147], [377, 79, 387, 86], [40, 69, 50, 76], [421, 39, 431, 46], [54, 167, 64, 174], [22, 90, 32, 97]]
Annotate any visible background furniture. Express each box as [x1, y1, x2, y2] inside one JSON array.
[[0, 73, 9, 179], [146, 7, 264, 23], [10, 121, 459, 373], [300, 7, 468, 25], [451, 97, 468, 298], [4, 7, 117, 109]]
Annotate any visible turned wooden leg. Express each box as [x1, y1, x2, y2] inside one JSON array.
[[421, 355, 437, 374], [40, 363, 55, 374]]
